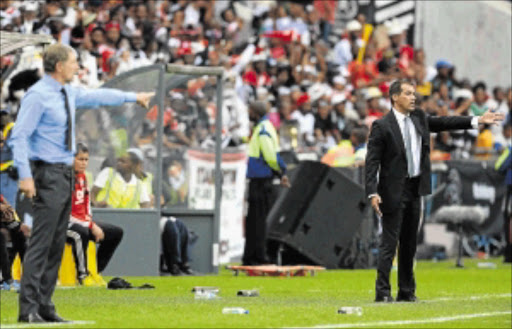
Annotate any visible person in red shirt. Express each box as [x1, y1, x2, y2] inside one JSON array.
[[67, 143, 123, 284]]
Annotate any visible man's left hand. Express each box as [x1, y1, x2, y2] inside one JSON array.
[[479, 110, 505, 125], [280, 175, 291, 188], [136, 92, 156, 110]]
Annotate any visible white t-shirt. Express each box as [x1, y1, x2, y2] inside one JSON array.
[[291, 110, 315, 143], [94, 168, 150, 204], [184, 4, 200, 26]]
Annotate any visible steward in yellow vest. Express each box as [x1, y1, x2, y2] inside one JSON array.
[[127, 147, 155, 206], [243, 101, 290, 266], [91, 153, 151, 209]]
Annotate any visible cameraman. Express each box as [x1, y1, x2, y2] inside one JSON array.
[[0, 107, 18, 208]]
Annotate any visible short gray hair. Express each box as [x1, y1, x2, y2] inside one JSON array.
[[249, 101, 268, 118], [43, 43, 75, 73]]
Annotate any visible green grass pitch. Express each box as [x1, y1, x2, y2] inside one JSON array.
[[1, 258, 510, 328]]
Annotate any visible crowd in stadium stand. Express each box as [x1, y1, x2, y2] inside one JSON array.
[[1, 0, 510, 164]]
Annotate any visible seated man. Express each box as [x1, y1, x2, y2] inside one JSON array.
[[0, 195, 29, 291], [67, 143, 124, 285], [160, 216, 194, 276], [91, 150, 151, 209]]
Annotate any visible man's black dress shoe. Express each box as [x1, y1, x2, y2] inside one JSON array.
[[18, 312, 46, 323], [39, 311, 69, 322], [375, 295, 394, 302], [396, 294, 418, 302]]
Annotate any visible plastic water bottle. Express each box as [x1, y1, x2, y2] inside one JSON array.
[[338, 307, 363, 316], [477, 262, 497, 269], [222, 307, 249, 314], [194, 290, 218, 300]]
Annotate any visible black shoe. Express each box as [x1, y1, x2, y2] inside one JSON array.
[[180, 265, 195, 275], [396, 293, 418, 302], [39, 311, 69, 323], [375, 295, 394, 303], [169, 264, 183, 276], [18, 312, 46, 323]]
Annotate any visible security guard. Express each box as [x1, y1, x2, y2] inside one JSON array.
[[91, 152, 151, 209], [0, 108, 18, 207], [243, 101, 290, 266]]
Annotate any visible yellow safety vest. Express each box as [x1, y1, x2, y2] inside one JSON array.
[[0, 122, 15, 171], [96, 168, 142, 209], [141, 172, 153, 197]]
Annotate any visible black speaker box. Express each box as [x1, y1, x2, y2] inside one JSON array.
[[266, 161, 373, 269]]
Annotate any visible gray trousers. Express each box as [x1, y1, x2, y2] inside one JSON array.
[[19, 162, 72, 317]]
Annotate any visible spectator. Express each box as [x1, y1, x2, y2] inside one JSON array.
[[314, 99, 336, 152], [386, 20, 414, 74], [351, 126, 369, 166], [115, 47, 135, 76], [431, 59, 456, 98], [162, 160, 188, 208], [69, 26, 99, 87], [470, 81, 489, 116], [19, 1, 39, 34], [435, 81, 453, 111], [313, 0, 336, 42], [474, 124, 494, 160], [291, 93, 315, 147], [128, 148, 155, 207], [333, 19, 362, 69], [490, 87, 511, 150], [332, 93, 354, 141], [67, 143, 123, 286], [410, 48, 437, 85]]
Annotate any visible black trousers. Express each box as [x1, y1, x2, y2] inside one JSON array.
[[0, 231, 11, 282], [504, 185, 512, 262], [67, 221, 123, 279], [243, 178, 273, 265], [161, 218, 189, 269], [0, 223, 26, 282], [376, 177, 421, 298], [19, 162, 73, 317]]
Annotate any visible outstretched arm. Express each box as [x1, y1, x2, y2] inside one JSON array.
[[75, 87, 154, 110], [428, 110, 504, 133]]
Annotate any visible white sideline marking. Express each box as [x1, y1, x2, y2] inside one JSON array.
[[1, 320, 95, 328], [364, 293, 512, 307], [431, 293, 512, 303], [290, 311, 511, 329]]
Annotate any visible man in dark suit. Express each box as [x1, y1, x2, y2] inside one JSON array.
[[365, 79, 504, 302]]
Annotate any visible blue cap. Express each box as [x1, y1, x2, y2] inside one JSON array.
[[436, 59, 453, 70]]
